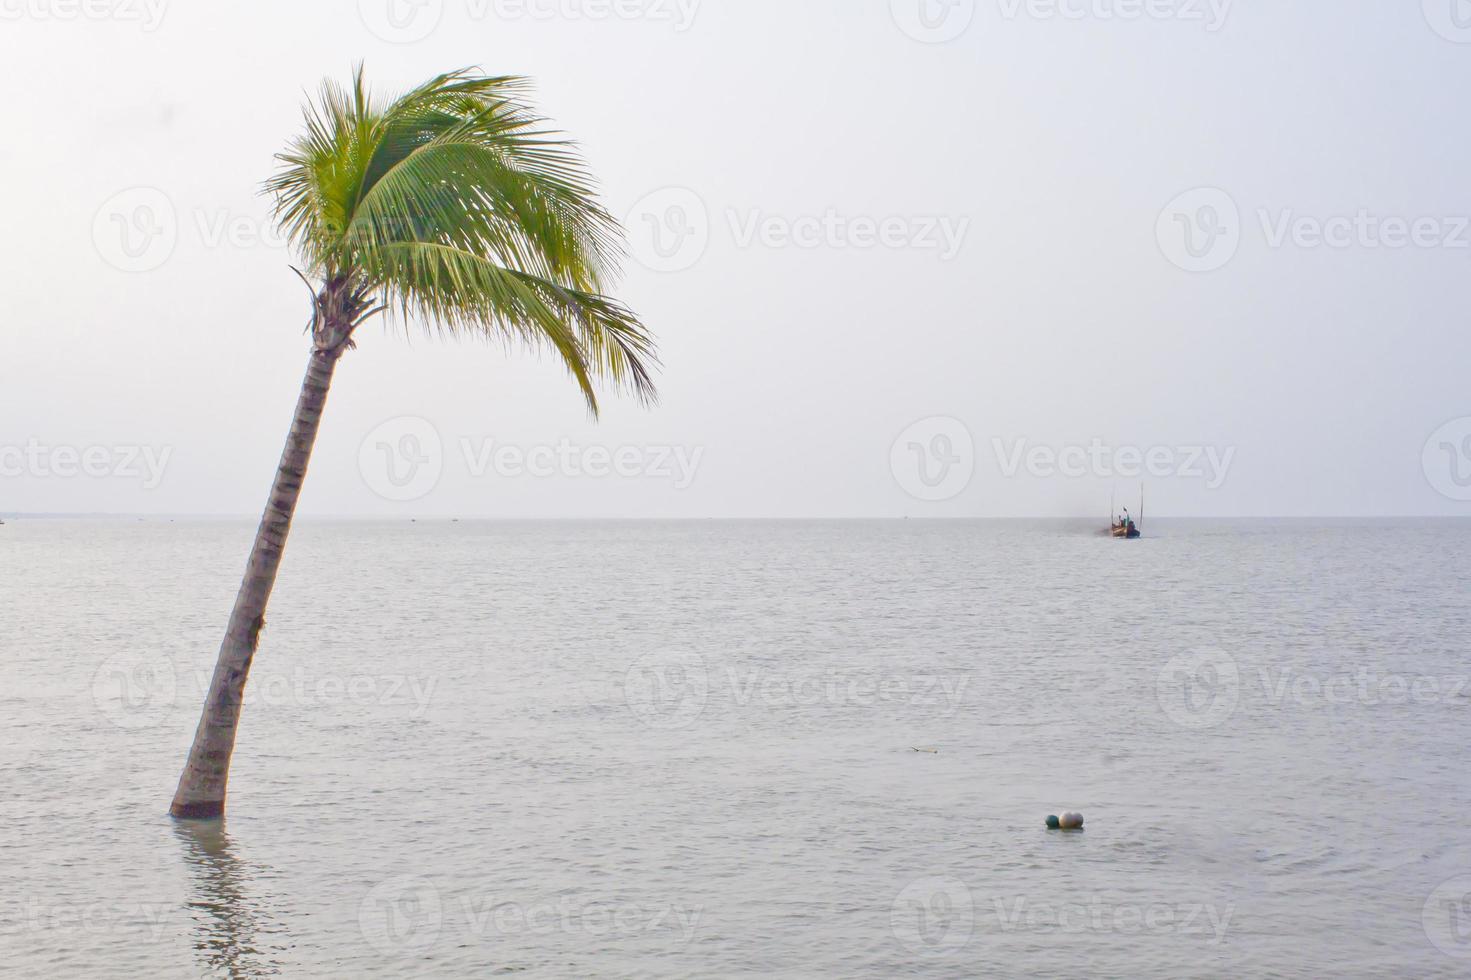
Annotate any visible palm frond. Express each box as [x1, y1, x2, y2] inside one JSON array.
[[264, 66, 657, 413]]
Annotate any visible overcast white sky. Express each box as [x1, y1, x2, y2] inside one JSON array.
[[2, 0, 1470, 517]]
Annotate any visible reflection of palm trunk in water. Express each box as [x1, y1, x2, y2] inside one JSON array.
[[173, 821, 284, 980]]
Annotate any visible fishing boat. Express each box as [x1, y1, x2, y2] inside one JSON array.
[[1108, 488, 1142, 539]]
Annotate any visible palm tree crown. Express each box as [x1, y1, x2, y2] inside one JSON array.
[[265, 66, 657, 412]]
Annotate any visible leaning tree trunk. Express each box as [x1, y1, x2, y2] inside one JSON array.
[[170, 346, 343, 818]]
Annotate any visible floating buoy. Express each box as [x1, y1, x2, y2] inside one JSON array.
[[1046, 811, 1084, 830], [1045, 814, 1061, 829]]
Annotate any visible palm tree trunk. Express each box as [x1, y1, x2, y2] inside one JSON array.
[[170, 346, 343, 819]]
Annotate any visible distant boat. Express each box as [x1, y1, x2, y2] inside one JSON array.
[[1108, 488, 1143, 539], [1110, 517, 1140, 539]]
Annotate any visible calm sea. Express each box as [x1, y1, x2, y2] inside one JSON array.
[[2, 518, 1469, 978]]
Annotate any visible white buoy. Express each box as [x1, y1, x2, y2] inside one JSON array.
[[1059, 811, 1084, 829]]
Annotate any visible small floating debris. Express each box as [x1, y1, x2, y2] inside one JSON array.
[[1046, 811, 1084, 830], [910, 747, 939, 754]]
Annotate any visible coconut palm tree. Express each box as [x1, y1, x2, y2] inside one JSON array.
[[170, 67, 657, 819]]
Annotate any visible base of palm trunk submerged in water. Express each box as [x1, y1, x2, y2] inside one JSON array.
[[169, 349, 341, 819]]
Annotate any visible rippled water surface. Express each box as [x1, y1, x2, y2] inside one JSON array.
[[3, 518, 1470, 978]]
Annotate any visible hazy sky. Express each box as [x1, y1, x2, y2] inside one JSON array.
[[2, 0, 1470, 517]]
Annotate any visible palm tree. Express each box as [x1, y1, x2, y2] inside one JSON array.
[[169, 67, 657, 819]]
